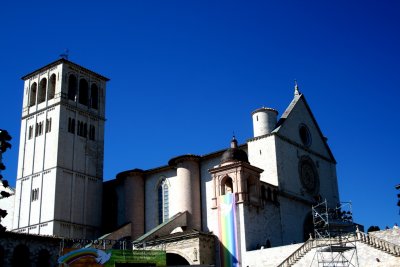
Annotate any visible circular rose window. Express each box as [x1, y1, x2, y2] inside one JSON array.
[[299, 156, 319, 195]]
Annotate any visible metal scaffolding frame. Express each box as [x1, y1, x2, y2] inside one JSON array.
[[311, 200, 359, 267]]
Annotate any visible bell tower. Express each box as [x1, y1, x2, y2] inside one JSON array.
[[12, 59, 109, 238]]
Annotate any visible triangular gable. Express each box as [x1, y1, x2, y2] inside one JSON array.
[[273, 94, 336, 163], [134, 211, 188, 243]]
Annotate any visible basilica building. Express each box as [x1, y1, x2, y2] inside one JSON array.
[[101, 78, 340, 265], [13, 58, 395, 267]]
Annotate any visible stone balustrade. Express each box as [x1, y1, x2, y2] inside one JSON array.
[[356, 228, 400, 256]]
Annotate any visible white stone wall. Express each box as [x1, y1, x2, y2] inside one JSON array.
[[239, 201, 283, 251], [278, 197, 310, 244], [200, 156, 220, 234], [248, 135, 279, 186]]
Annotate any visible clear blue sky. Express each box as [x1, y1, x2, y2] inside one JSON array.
[[1, 0, 399, 230]]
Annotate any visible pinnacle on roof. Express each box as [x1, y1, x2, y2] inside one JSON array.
[[294, 80, 301, 96]]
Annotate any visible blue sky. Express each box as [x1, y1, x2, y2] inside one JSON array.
[[1, 0, 399, 230]]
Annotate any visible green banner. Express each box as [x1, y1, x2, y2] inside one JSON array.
[[104, 250, 166, 267], [59, 248, 166, 267]]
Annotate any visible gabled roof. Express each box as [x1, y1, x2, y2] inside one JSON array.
[[134, 211, 188, 243], [273, 94, 336, 163]]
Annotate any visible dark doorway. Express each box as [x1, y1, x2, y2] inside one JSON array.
[[166, 253, 190, 265], [36, 249, 50, 267], [303, 212, 315, 241], [12, 244, 30, 267]]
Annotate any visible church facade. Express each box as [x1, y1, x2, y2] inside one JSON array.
[[11, 59, 342, 266], [103, 84, 340, 265]]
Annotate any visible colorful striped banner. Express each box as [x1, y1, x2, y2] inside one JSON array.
[[218, 193, 239, 267]]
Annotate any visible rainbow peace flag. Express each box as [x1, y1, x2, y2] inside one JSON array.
[[218, 193, 239, 267]]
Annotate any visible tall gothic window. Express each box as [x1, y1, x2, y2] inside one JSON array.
[[79, 78, 89, 106], [35, 122, 43, 137], [30, 82, 37, 106], [45, 118, 52, 133], [48, 74, 56, 100], [158, 178, 169, 224], [38, 78, 47, 104], [28, 125, 33, 139]]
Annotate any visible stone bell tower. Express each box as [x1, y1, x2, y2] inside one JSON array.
[[12, 58, 109, 238]]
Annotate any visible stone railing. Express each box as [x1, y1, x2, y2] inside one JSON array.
[[277, 238, 317, 267], [356, 228, 400, 256]]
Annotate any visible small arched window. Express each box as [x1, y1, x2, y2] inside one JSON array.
[[91, 84, 98, 109], [79, 79, 89, 106], [48, 74, 56, 100], [68, 74, 77, 101], [158, 178, 169, 224], [221, 176, 233, 195], [38, 78, 47, 104], [29, 82, 37, 106]]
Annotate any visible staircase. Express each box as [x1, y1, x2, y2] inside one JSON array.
[[277, 229, 400, 267], [277, 238, 317, 267]]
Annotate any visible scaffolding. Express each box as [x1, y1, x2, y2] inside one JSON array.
[[311, 200, 359, 267]]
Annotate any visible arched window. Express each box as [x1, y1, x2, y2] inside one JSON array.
[[79, 79, 89, 106], [48, 74, 56, 100], [68, 74, 77, 101], [29, 82, 37, 106], [158, 178, 169, 224], [12, 244, 30, 267], [91, 84, 98, 109], [221, 176, 233, 195], [38, 78, 47, 104]]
